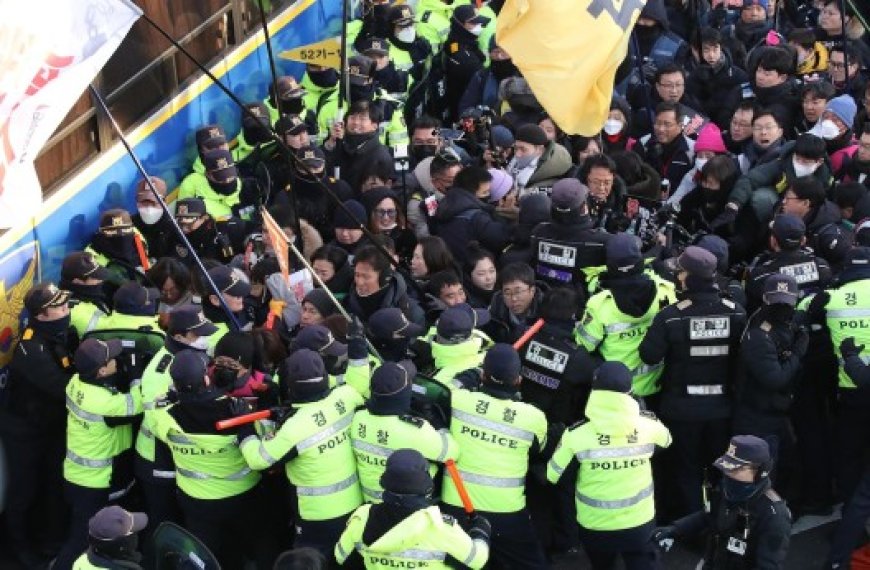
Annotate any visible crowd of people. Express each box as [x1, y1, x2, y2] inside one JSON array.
[[3, 0, 870, 568]]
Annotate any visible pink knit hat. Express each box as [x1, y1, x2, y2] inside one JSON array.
[[694, 123, 727, 154]]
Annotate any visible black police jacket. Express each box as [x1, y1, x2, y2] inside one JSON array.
[[734, 311, 802, 417], [530, 215, 611, 292], [639, 290, 746, 421], [745, 248, 832, 313], [518, 320, 597, 425], [3, 323, 75, 434], [674, 482, 791, 570]]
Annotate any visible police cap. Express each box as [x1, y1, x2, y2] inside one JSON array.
[[279, 348, 328, 402], [677, 246, 717, 279], [551, 179, 588, 211], [195, 124, 227, 151], [380, 448, 434, 495], [113, 281, 160, 315], [483, 343, 521, 386], [762, 274, 799, 306], [61, 251, 110, 282], [436, 306, 474, 344], [592, 361, 632, 393], [293, 324, 347, 358], [453, 4, 490, 26], [207, 265, 251, 298], [75, 338, 123, 378], [24, 282, 70, 316], [202, 149, 238, 183], [170, 349, 210, 393], [89, 506, 147, 540], [368, 308, 425, 340], [167, 305, 219, 336], [771, 214, 805, 250], [174, 198, 207, 221], [606, 233, 643, 275], [714, 435, 771, 473], [276, 114, 307, 136]]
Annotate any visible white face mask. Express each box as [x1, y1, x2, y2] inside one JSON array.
[[396, 26, 416, 43], [189, 336, 211, 351], [695, 157, 709, 171], [603, 119, 623, 136], [792, 157, 820, 178], [808, 119, 840, 140], [138, 206, 163, 225], [469, 24, 483, 36]]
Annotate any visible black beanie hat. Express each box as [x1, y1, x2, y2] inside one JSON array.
[[380, 449, 434, 495], [369, 361, 415, 415], [214, 331, 254, 368], [303, 288, 338, 319], [515, 124, 549, 146], [333, 200, 367, 229]]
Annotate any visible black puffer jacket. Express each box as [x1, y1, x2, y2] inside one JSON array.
[[433, 188, 511, 264]]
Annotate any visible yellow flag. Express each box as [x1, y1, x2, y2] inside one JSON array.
[[279, 36, 342, 69], [496, 0, 645, 136]]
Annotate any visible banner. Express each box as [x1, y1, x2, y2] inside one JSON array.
[[260, 207, 291, 284], [0, 0, 141, 229], [496, 0, 645, 136]]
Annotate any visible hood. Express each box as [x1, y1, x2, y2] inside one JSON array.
[[585, 390, 641, 434], [431, 335, 484, 369], [528, 143, 573, 185], [411, 156, 439, 196], [435, 188, 491, 221], [640, 0, 669, 29]]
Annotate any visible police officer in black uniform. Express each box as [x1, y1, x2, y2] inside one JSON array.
[[653, 436, 791, 570], [171, 198, 246, 265], [530, 179, 612, 299], [733, 274, 808, 495], [639, 246, 747, 517], [1, 282, 74, 567], [745, 214, 832, 313]]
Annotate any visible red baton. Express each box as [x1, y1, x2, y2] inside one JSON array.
[[513, 318, 545, 351], [445, 459, 475, 515], [215, 410, 271, 430]]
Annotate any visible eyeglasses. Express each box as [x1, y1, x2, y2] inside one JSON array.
[[731, 121, 752, 129], [587, 178, 614, 188], [374, 208, 397, 219], [502, 286, 531, 299]]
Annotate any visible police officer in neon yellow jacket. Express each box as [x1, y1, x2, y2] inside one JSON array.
[[292, 324, 350, 389], [352, 360, 458, 502], [134, 307, 218, 537], [55, 339, 144, 570], [85, 209, 149, 294], [547, 361, 672, 569], [59, 251, 114, 341], [177, 148, 259, 222], [263, 75, 317, 133], [427, 304, 492, 389], [202, 265, 253, 352], [72, 506, 148, 569], [574, 234, 676, 399], [442, 343, 549, 569], [152, 349, 275, 568], [238, 349, 365, 556], [336, 448, 491, 569]]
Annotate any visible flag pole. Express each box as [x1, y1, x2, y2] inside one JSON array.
[[88, 85, 241, 331], [338, 0, 350, 113]]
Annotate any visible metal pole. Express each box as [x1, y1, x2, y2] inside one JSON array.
[[88, 85, 242, 332], [256, 0, 283, 119], [338, 0, 350, 112], [138, 12, 409, 281], [631, 33, 656, 130]]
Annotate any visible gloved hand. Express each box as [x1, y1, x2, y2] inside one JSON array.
[[805, 291, 831, 324], [793, 327, 810, 358], [841, 337, 866, 359], [641, 58, 658, 81], [347, 315, 368, 360], [467, 514, 492, 543], [266, 273, 301, 329], [651, 525, 678, 552], [710, 205, 738, 231]]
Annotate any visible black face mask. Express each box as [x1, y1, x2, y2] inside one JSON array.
[[33, 314, 71, 340], [324, 353, 349, 376], [635, 24, 659, 40], [243, 124, 272, 145], [374, 63, 403, 92], [308, 68, 339, 89], [93, 232, 137, 263], [183, 221, 216, 252], [350, 83, 375, 103], [208, 177, 238, 196], [279, 98, 305, 115], [851, 158, 870, 174], [212, 366, 238, 390], [411, 144, 439, 161], [490, 59, 518, 81], [764, 303, 796, 323]]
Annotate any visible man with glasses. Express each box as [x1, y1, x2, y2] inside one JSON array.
[[737, 110, 786, 174], [489, 262, 544, 344], [634, 102, 696, 191], [406, 146, 463, 237], [630, 63, 706, 138], [724, 47, 802, 136]]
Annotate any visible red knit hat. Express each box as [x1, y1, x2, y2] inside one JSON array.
[[694, 123, 727, 154]]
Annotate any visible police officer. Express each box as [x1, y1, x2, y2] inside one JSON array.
[[55, 338, 144, 570], [238, 349, 365, 555], [85, 209, 148, 291], [803, 246, 870, 503], [443, 343, 549, 569], [351, 360, 458, 502], [152, 349, 273, 568], [520, 287, 597, 425], [203, 265, 253, 347], [435, 5, 488, 122], [72, 506, 147, 569], [2, 283, 75, 567], [733, 275, 808, 491], [575, 233, 676, 401], [170, 197, 246, 265], [177, 147, 260, 222], [263, 75, 316, 130], [292, 324, 350, 388], [131, 176, 174, 260], [745, 214, 832, 312], [91, 281, 161, 334], [60, 251, 113, 341], [134, 306, 218, 545], [653, 436, 791, 570], [547, 361, 672, 570], [335, 448, 492, 569], [530, 179, 611, 297], [426, 304, 491, 388], [639, 246, 747, 516]]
